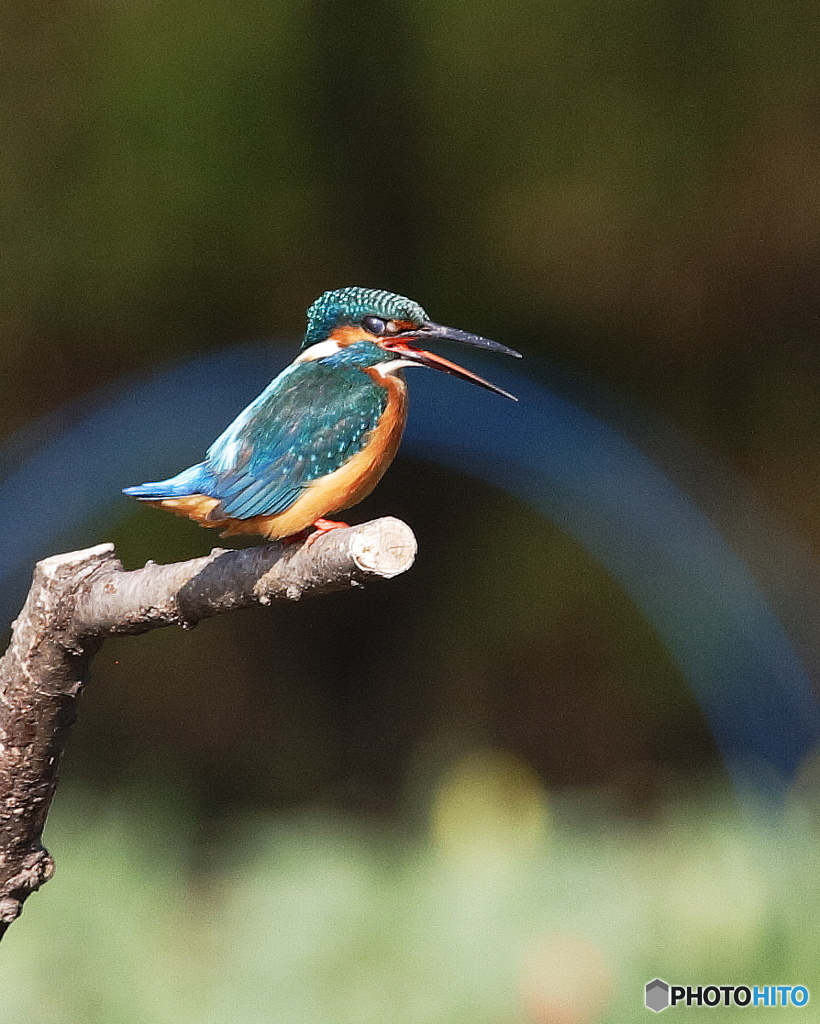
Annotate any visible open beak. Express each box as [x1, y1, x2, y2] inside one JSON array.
[[381, 322, 521, 401]]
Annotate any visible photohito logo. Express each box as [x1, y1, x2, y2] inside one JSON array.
[[644, 979, 810, 1012]]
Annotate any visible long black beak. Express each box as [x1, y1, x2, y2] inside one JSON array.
[[414, 322, 522, 360], [381, 321, 521, 401]]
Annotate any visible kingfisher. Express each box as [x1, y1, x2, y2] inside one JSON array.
[[123, 287, 520, 543]]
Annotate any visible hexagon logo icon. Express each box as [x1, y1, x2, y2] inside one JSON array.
[[645, 978, 670, 1012]]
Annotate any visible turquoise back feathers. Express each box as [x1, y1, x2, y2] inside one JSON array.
[[204, 360, 389, 517]]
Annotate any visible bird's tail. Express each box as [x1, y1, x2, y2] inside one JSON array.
[[123, 463, 213, 500]]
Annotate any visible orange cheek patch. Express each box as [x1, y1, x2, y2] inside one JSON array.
[[330, 325, 374, 346], [330, 321, 422, 346]]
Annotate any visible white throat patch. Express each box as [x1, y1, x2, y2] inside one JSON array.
[[296, 339, 343, 362], [376, 358, 417, 376]]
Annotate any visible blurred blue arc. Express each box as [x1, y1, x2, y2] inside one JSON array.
[[1, 340, 818, 799]]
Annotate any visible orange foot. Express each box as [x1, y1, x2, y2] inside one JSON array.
[[304, 517, 350, 547]]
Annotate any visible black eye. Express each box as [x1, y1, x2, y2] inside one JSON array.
[[362, 315, 388, 335]]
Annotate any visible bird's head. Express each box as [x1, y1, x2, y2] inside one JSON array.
[[300, 287, 521, 400]]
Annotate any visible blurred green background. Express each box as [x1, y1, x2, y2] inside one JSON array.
[[3, 0, 820, 1020]]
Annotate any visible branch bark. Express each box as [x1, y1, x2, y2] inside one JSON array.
[[0, 516, 416, 939]]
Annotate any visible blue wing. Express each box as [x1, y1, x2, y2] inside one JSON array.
[[125, 361, 388, 520]]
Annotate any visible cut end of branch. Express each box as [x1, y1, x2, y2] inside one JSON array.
[[250, 516, 417, 602], [37, 543, 116, 574], [348, 517, 417, 578]]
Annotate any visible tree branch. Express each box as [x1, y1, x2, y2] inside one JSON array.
[[0, 516, 416, 938]]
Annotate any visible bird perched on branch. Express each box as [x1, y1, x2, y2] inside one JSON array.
[[124, 287, 520, 542]]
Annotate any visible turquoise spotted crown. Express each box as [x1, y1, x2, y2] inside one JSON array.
[[303, 287, 429, 349]]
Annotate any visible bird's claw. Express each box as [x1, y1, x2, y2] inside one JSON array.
[[304, 518, 350, 547]]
